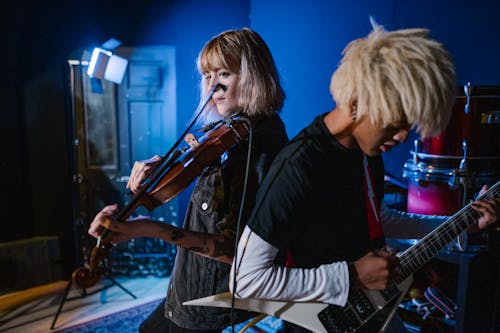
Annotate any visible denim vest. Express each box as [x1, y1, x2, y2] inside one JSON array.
[[165, 114, 288, 329]]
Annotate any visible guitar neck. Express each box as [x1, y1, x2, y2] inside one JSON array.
[[397, 182, 500, 282]]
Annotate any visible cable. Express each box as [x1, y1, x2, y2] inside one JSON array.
[[229, 116, 253, 333]]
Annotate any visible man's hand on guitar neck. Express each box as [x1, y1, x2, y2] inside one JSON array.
[[349, 250, 400, 291], [467, 184, 500, 234]]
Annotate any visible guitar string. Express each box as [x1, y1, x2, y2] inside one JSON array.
[[397, 185, 499, 279], [398, 205, 487, 281], [395, 185, 499, 282]]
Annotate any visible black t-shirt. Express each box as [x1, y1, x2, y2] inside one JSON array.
[[248, 114, 386, 268]]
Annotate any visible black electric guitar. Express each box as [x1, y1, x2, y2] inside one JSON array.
[[184, 181, 499, 332]]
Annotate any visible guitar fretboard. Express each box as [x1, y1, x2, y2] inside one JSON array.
[[396, 182, 499, 282]]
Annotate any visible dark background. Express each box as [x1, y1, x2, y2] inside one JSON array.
[[3, 0, 500, 278]]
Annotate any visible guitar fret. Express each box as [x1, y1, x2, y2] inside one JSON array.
[[398, 182, 499, 281], [429, 241, 439, 254], [433, 232, 447, 248]]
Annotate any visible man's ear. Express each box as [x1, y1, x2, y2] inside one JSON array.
[[350, 101, 358, 120]]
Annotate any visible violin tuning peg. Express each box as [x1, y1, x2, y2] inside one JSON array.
[[184, 133, 200, 147]]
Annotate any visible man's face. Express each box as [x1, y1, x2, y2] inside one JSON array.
[[352, 117, 411, 156]]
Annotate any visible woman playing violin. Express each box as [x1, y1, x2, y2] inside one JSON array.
[[88, 28, 288, 332]]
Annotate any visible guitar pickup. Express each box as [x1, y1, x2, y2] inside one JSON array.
[[318, 304, 360, 332], [349, 289, 376, 319], [380, 284, 400, 302]]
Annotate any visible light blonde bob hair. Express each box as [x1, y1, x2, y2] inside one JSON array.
[[330, 22, 456, 138], [197, 28, 285, 121]]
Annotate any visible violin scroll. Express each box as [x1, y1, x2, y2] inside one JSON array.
[[72, 266, 101, 289], [72, 244, 111, 288]]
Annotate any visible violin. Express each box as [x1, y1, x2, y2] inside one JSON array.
[[72, 117, 250, 288]]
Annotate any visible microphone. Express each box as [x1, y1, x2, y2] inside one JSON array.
[[208, 83, 219, 95], [211, 82, 227, 92]]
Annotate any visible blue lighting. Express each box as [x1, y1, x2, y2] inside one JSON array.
[[87, 47, 128, 84]]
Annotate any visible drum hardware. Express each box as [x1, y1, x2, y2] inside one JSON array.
[[403, 158, 456, 184], [447, 140, 469, 191], [463, 81, 471, 114], [482, 110, 500, 124], [403, 149, 497, 213], [413, 139, 420, 165], [404, 151, 499, 183], [459, 140, 468, 171], [449, 140, 473, 206]]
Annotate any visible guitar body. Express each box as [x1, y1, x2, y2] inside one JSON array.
[[184, 276, 413, 333], [185, 291, 329, 332], [321, 276, 412, 333]]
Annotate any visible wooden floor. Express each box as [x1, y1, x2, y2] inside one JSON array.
[[0, 276, 168, 333]]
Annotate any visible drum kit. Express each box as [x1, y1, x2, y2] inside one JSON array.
[[403, 83, 500, 250]]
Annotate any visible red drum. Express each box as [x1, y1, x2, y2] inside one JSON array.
[[421, 85, 500, 170], [404, 84, 500, 215], [407, 179, 461, 215]]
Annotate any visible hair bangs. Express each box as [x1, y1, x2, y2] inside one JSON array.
[[198, 40, 240, 74]]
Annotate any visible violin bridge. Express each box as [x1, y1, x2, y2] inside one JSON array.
[[184, 133, 200, 147]]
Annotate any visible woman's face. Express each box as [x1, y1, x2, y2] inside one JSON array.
[[204, 68, 240, 116]]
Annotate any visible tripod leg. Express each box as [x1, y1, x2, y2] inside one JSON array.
[[106, 274, 137, 299], [50, 279, 73, 330]]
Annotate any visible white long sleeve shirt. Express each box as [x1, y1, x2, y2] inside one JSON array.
[[230, 202, 447, 306]]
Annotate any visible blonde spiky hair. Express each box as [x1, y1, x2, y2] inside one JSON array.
[[330, 19, 456, 137]]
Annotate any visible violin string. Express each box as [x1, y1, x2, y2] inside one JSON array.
[[133, 85, 221, 192]]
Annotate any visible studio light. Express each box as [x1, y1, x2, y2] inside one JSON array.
[[87, 47, 128, 84]]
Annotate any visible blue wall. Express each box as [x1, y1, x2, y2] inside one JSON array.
[[250, 0, 500, 181]]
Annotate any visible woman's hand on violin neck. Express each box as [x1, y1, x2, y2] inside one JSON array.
[[88, 204, 120, 239], [126, 155, 162, 193]]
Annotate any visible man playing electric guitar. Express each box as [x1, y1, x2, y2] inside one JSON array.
[[227, 22, 500, 332]]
